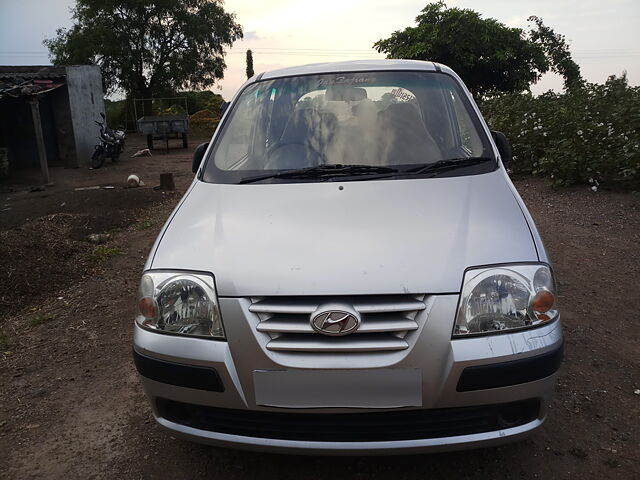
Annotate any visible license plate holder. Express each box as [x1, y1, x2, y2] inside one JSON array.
[[253, 369, 422, 408]]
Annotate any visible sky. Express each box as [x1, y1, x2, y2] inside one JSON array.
[[1, 0, 638, 100]]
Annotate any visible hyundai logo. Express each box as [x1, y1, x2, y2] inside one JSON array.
[[310, 308, 361, 336]]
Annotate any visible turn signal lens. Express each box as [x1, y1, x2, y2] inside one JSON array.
[[532, 290, 555, 313], [138, 297, 157, 319]]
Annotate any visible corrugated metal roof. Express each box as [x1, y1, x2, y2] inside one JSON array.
[[0, 66, 67, 80], [0, 67, 67, 98]]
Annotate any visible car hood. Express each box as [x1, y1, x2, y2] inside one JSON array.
[[150, 171, 537, 296]]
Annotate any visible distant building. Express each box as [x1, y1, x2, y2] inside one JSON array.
[[0, 65, 105, 182]]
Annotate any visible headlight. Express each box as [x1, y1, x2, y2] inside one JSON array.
[[454, 264, 558, 337], [136, 271, 225, 339]]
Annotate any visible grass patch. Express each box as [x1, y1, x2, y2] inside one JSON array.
[[90, 245, 123, 262], [30, 312, 57, 326]]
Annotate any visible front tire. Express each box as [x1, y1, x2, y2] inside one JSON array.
[[91, 147, 106, 169]]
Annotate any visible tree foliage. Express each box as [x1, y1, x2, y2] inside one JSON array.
[[527, 15, 582, 90], [374, 2, 581, 96], [45, 0, 243, 99], [246, 49, 254, 79]]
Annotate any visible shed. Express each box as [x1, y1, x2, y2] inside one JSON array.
[[0, 65, 105, 183]]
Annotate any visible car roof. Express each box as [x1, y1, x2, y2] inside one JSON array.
[[260, 59, 440, 80]]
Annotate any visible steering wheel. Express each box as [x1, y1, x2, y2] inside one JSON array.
[[264, 141, 321, 170]]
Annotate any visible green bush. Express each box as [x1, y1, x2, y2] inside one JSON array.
[[105, 99, 129, 129], [189, 109, 220, 137], [182, 90, 225, 115], [157, 104, 186, 116], [480, 74, 640, 189]]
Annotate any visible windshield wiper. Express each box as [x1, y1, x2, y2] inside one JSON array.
[[238, 158, 492, 184], [238, 164, 398, 184], [401, 157, 494, 176]]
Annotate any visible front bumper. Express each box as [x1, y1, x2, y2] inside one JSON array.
[[133, 295, 563, 454]]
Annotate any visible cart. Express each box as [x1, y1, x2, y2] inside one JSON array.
[[137, 115, 189, 150], [134, 97, 190, 150]]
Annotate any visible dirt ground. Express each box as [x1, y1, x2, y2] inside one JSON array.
[[0, 136, 638, 479]]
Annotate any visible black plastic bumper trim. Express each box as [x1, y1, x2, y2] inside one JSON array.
[[457, 343, 564, 392], [133, 349, 224, 392], [156, 398, 540, 442]]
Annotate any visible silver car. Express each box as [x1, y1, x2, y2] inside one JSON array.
[[133, 60, 563, 455]]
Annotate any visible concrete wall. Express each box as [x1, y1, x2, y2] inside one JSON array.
[[50, 86, 76, 168], [66, 65, 105, 167]]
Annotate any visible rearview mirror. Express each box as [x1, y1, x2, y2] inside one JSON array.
[[325, 86, 367, 101], [491, 131, 512, 169], [192, 142, 209, 173]]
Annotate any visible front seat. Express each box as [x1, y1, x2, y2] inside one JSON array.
[[377, 103, 442, 165]]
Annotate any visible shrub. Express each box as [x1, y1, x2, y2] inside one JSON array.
[[480, 74, 640, 189], [190, 109, 215, 121], [105, 99, 129, 129], [190, 109, 220, 137], [157, 104, 186, 116]]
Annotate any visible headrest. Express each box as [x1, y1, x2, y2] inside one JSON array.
[[379, 102, 421, 122], [281, 109, 338, 142]]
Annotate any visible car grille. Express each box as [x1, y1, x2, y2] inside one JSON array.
[[157, 398, 540, 442], [248, 295, 428, 353]]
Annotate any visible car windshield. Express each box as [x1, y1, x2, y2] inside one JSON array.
[[202, 71, 495, 183]]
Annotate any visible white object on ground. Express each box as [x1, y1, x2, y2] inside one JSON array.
[[131, 148, 152, 158], [127, 174, 141, 188]]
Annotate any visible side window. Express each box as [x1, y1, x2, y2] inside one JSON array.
[[215, 97, 254, 169], [214, 89, 274, 170], [449, 90, 483, 155]]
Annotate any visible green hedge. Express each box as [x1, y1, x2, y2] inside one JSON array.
[[479, 75, 640, 189]]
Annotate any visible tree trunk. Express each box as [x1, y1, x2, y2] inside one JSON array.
[[159, 173, 175, 191]]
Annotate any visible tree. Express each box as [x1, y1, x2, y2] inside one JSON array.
[[373, 2, 581, 96], [246, 49, 254, 79], [45, 0, 243, 103], [527, 16, 582, 90]]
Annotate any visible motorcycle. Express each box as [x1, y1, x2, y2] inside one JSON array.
[[91, 112, 126, 169]]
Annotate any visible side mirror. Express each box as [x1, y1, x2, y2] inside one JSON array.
[[192, 142, 209, 173], [491, 131, 512, 169], [220, 101, 230, 116]]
